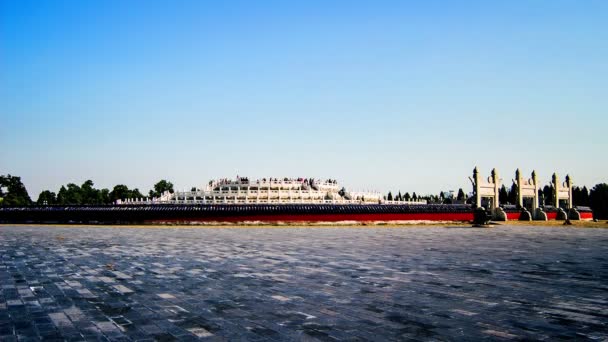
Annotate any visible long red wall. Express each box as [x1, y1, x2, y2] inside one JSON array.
[[506, 212, 520, 220], [505, 211, 593, 221], [147, 212, 475, 223], [147, 211, 594, 223]]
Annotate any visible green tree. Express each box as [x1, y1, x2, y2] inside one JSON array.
[[130, 188, 144, 199], [81, 180, 103, 204], [51, 180, 112, 205], [109, 185, 131, 203], [590, 183, 608, 219], [57, 183, 83, 205], [412, 192, 417, 201], [100, 188, 110, 204], [404, 192, 411, 201], [0, 175, 32, 206], [387, 191, 393, 201], [149, 180, 174, 198], [37, 190, 57, 205]]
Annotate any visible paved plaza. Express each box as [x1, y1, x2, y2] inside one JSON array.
[[0, 225, 607, 341]]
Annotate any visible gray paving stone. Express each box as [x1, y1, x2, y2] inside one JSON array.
[[0, 225, 607, 340]]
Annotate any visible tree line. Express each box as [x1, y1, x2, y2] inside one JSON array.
[[386, 188, 467, 204], [389, 184, 596, 208], [0, 174, 175, 206], [497, 184, 591, 207]]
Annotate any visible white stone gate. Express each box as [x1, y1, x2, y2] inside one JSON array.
[[470, 167, 506, 220], [551, 173, 573, 209], [514, 169, 546, 220]]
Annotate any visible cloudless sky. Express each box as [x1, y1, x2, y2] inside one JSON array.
[[1, 0, 607, 198]]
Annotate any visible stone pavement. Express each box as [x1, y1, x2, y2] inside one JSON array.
[[0, 225, 607, 341]]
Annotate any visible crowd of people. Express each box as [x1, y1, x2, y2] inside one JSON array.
[[210, 177, 339, 187]]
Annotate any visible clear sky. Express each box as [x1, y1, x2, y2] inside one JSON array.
[[1, 0, 607, 198]]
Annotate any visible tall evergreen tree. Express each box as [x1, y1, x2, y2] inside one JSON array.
[[457, 188, 465, 201], [573, 186, 581, 206], [387, 191, 393, 201], [590, 183, 608, 219], [412, 192, 417, 201], [542, 185, 554, 206], [499, 185, 508, 205], [581, 186, 590, 206], [508, 183, 518, 205], [404, 192, 411, 201], [57, 186, 68, 204]]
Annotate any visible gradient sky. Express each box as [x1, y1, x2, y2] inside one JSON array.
[[1, 0, 607, 198]]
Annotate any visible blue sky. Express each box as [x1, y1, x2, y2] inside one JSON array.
[[1, 1, 607, 198]]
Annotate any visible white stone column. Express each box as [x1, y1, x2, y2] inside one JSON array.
[[473, 167, 481, 207], [492, 168, 500, 210], [566, 175, 573, 209], [516, 169, 523, 208], [551, 173, 560, 208], [553, 173, 560, 208], [531, 170, 539, 211]]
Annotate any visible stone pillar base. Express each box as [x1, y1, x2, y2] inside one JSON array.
[[492, 208, 507, 221], [519, 209, 532, 221], [473, 207, 491, 225], [534, 208, 547, 221], [568, 208, 581, 221]]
